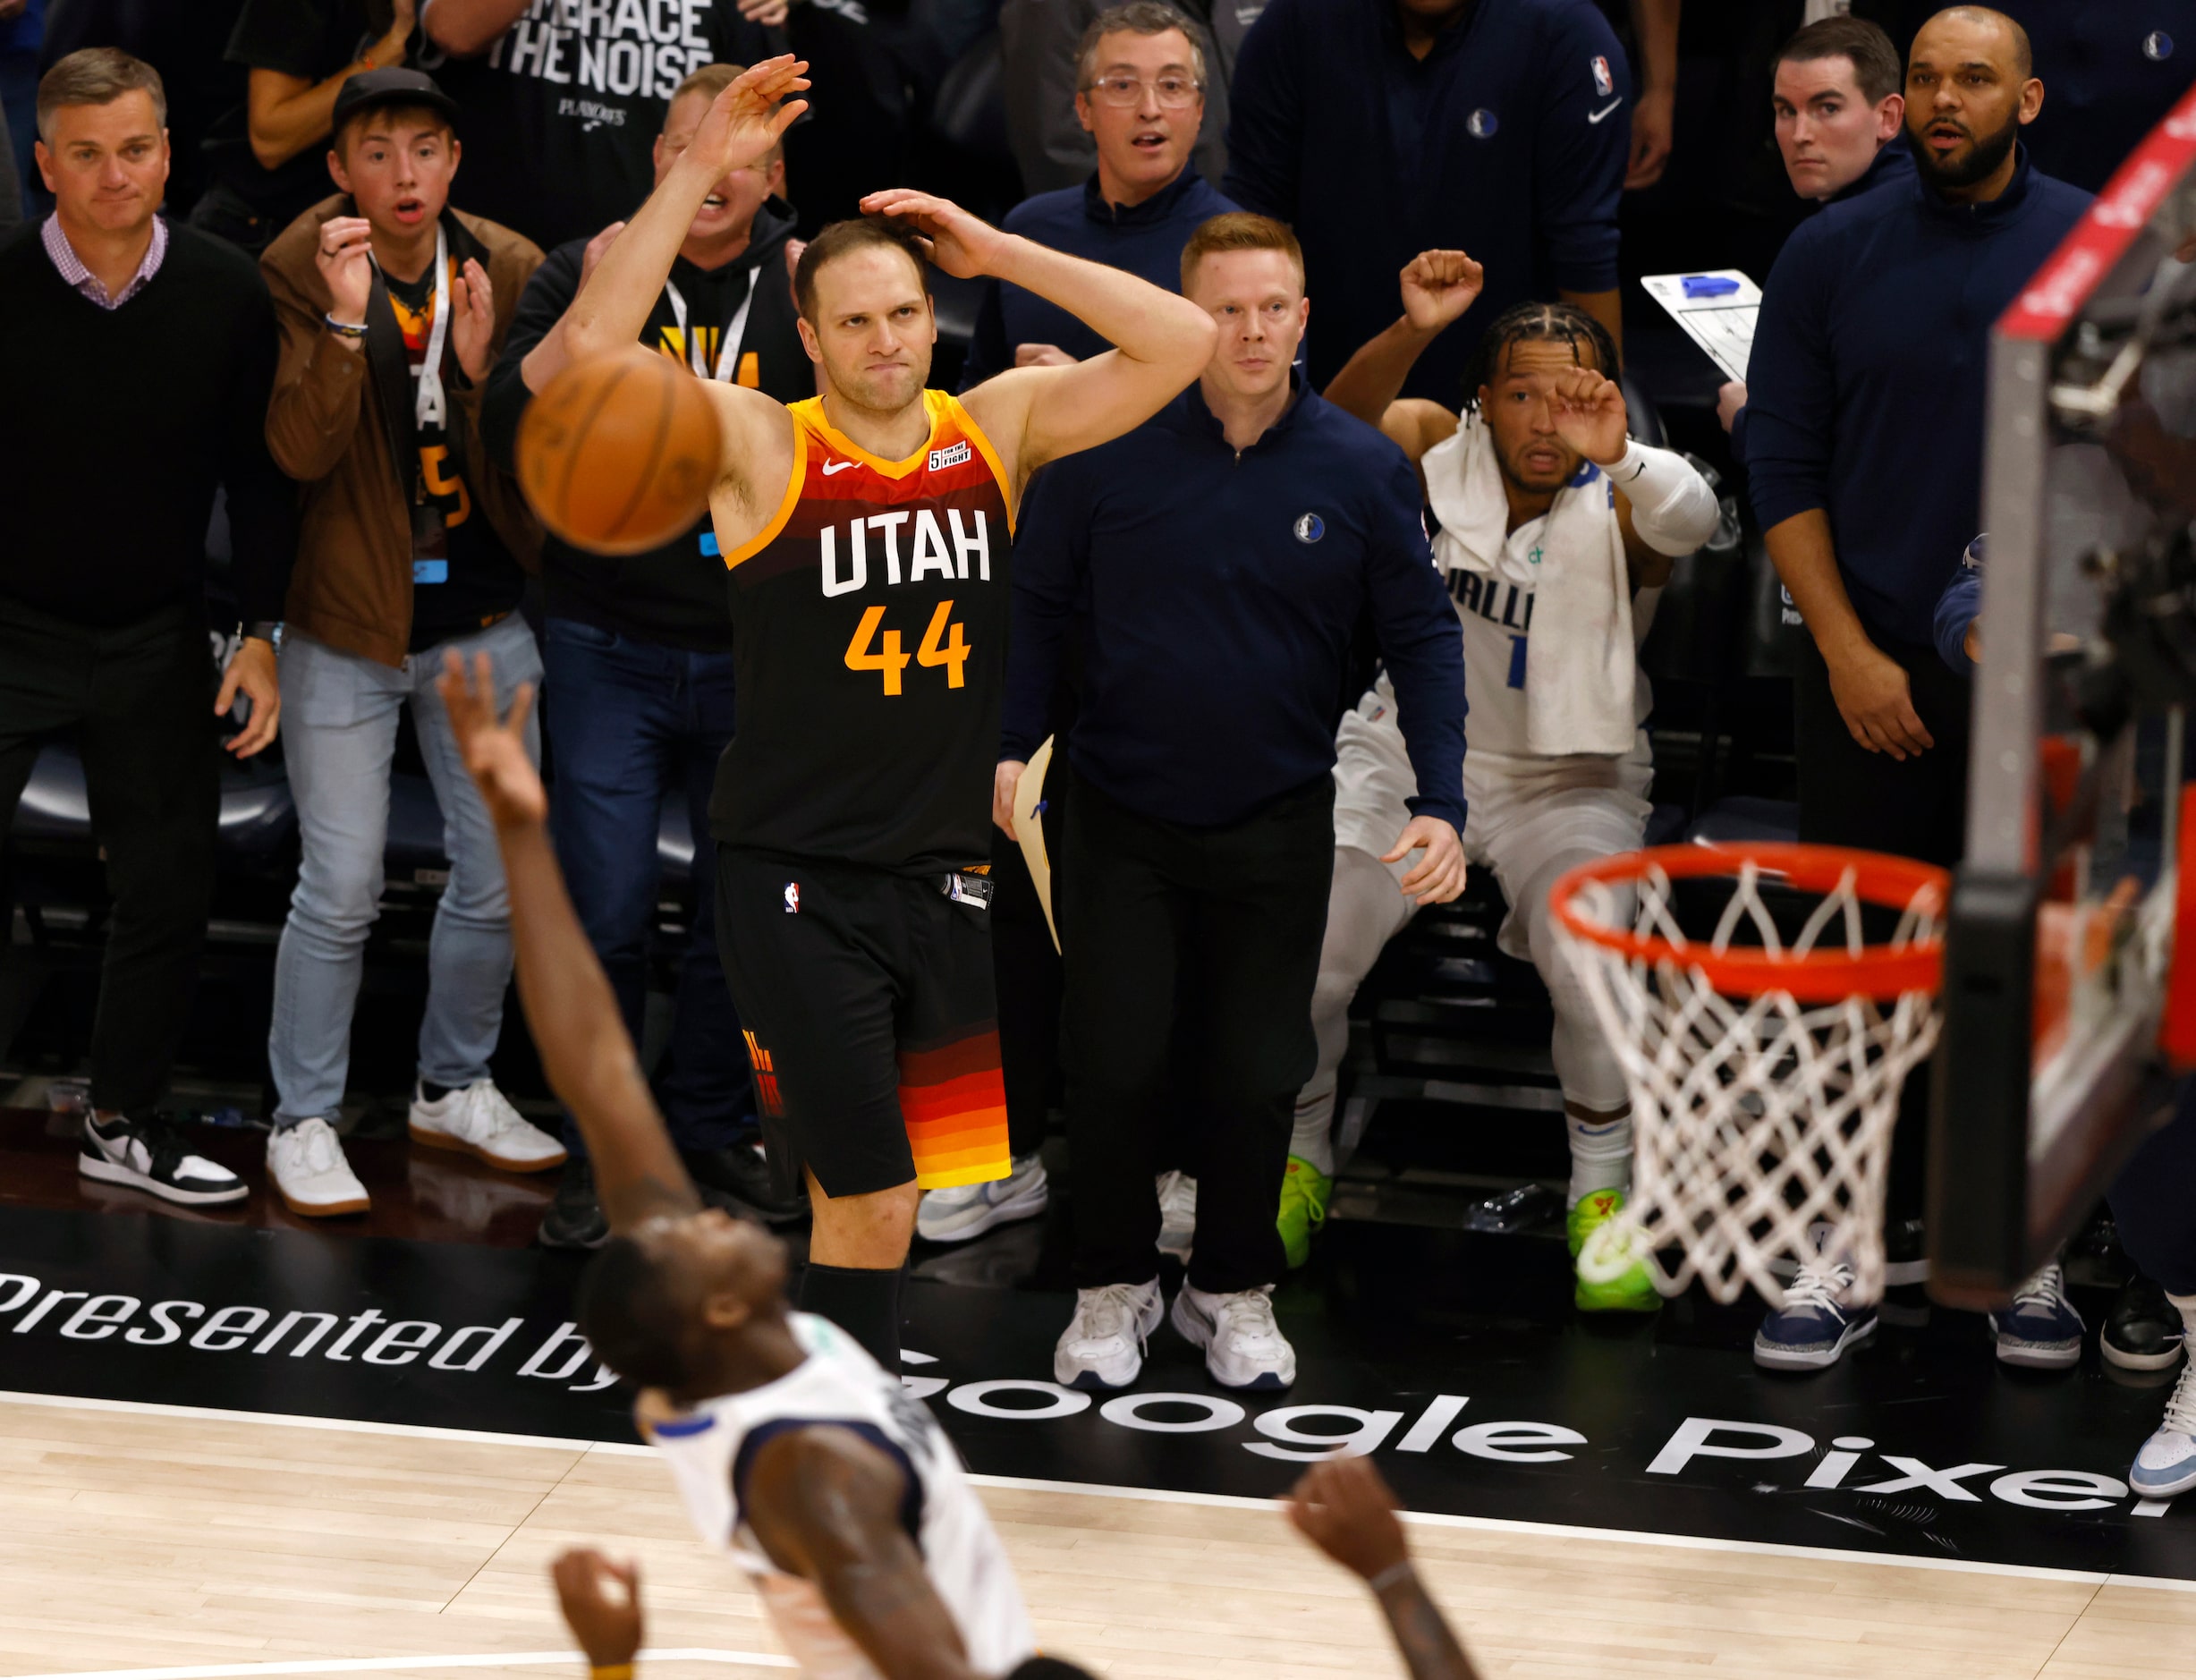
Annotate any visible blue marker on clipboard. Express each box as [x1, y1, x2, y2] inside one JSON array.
[[1681, 274, 1741, 299]]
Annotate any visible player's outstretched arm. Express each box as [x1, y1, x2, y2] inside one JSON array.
[[1323, 250, 1482, 463], [861, 190, 1215, 489], [1286, 1458, 1480, 1680], [564, 58, 808, 367], [745, 1428, 982, 1680], [436, 652, 702, 1231]]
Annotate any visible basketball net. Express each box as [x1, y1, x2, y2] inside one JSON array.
[[1553, 846, 1947, 1307]]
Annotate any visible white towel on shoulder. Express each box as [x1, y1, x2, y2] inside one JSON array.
[[1421, 414, 1636, 758]]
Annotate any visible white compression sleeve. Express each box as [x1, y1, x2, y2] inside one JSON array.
[[1610, 440, 1721, 556]]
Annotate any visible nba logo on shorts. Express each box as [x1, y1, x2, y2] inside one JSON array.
[[1293, 513, 1325, 543], [784, 881, 801, 914], [1592, 55, 1615, 98]]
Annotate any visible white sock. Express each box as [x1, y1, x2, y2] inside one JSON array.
[[1566, 1112, 1632, 1208], [1288, 1103, 1335, 1175]]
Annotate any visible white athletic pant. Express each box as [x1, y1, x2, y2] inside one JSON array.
[[1301, 740, 1652, 1150]]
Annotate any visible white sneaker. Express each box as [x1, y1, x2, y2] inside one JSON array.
[[267, 1117, 369, 1217], [1171, 1282, 1296, 1391], [409, 1081, 567, 1173], [918, 1154, 1050, 1243], [1054, 1279, 1164, 1391], [1156, 1170, 1197, 1263], [78, 1112, 246, 1207], [2132, 1359, 2196, 1499]]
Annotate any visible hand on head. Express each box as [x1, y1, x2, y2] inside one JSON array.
[[858, 190, 1001, 280], [435, 650, 547, 828], [1286, 1455, 1412, 1583], [1399, 250, 1484, 335], [551, 1548, 643, 1670]]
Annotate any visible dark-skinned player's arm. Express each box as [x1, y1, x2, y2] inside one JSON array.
[[744, 1428, 985, 1680], [1321, 250, 1483, 470], [861, 190, 1216, 496], [559, 57, 809, 486], [1287, 1457, 1480, 1680], [434, 652, 700, 1232]]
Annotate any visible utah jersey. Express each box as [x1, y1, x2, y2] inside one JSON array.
[[642, 1312, 1036, 1680], [709, 392, 1014, 871]]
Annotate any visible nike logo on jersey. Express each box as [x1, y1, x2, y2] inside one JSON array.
[[1588, 99, 1623, 123], [821, 460, 857, 475]]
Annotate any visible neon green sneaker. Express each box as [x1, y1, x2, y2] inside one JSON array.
[[1277, 1156, 1331, 1269], [1567, 1188, 1660, 1312]]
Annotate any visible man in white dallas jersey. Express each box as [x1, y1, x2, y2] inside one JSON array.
[[434, 654, 1069, 1680], [1298, 256, 1719, 1308]]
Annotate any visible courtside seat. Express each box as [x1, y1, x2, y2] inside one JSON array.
[[9, 742, 297, 864], [1686, 793, 1799, 844], [657, 796, 695, 893]]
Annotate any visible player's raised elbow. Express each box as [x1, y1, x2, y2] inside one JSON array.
[[1142, 293, 1217, 377]]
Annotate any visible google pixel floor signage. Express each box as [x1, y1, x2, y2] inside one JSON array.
[[3, 1205, 2191, 1582]]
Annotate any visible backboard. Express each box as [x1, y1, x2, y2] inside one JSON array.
[[1932, 84, 2196, 1310]]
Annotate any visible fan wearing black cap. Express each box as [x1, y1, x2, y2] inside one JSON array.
[[254, 66, 558, 1220]]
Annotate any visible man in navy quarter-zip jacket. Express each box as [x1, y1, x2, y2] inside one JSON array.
[[998, 213, 1465, 1398], [1222, 0, 1628, 396], [1745, 4, 2089, 868], [1740, 6, 2090, 1374]]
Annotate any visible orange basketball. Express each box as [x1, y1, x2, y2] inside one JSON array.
[[517, 350, 724, 556]]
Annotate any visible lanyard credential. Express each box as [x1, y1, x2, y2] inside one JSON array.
[[380, 223, 453, 431], [664, 266, 757, 383]]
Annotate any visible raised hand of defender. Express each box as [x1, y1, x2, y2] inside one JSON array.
[[1399, 250, 1484, 335], [1286, 1456, 1412, 1583], [689, 55, 810, 179], [1547, 365, 1629, 469], [551, 1548, 643, 1670], [860, 189, 1006, 279], [436, 649, 546, 828], [450, 257, 496, 381]]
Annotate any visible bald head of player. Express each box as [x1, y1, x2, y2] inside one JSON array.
[[1906, 7, 2043, 198], [792, 216, 937, 420], [578, 1206, 796, 1396]]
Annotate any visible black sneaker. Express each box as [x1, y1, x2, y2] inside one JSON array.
[[79, 1111, 247, 1207], [2105, 1271, 2186, 1372], [683, 1141, 808, 1226], [537, 1156, 609, 1250]]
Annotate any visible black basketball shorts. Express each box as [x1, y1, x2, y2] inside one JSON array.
[[715, 848, 1011, 1200]]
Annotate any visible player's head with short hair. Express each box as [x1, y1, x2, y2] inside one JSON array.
[[793, 216, 937, 415], [1906, 6, 2043, 194], [657, 64, 786, 256], [34, 49, 170, 236], [577, 1206, 793, 1394], [1074, 4, 1208, 203], [1773, 18, 1905, 200], [1180, 212, 1307, 400], [1465, 301, 1624, 496]]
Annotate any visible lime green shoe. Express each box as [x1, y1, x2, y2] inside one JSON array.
[[1277, 1156, 1331, 1270], [1567, 1188, 1660, 1312]]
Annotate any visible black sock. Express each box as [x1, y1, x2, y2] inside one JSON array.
[[799, 1261, 905, 1375], [420, 1080, 454, 1102]]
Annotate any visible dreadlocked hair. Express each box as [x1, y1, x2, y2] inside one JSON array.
[[1460, 301, 1622, 412]]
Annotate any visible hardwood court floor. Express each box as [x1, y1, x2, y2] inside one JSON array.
[[1, 1396, 2192, 1680]]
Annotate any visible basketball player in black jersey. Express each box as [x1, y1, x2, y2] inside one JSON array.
[[559, 57, 1217, 1372]]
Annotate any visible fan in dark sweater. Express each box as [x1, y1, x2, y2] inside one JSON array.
[[0, 48, 293, 1210]]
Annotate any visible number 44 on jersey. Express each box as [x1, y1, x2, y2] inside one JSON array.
[[845, 601, 971, 696]]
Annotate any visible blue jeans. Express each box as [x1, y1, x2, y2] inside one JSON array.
[[543, 617, 754, 1155], [268, 616, 543, 1123]]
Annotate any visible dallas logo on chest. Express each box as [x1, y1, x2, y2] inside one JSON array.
[[819, 507, 993, 598]]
